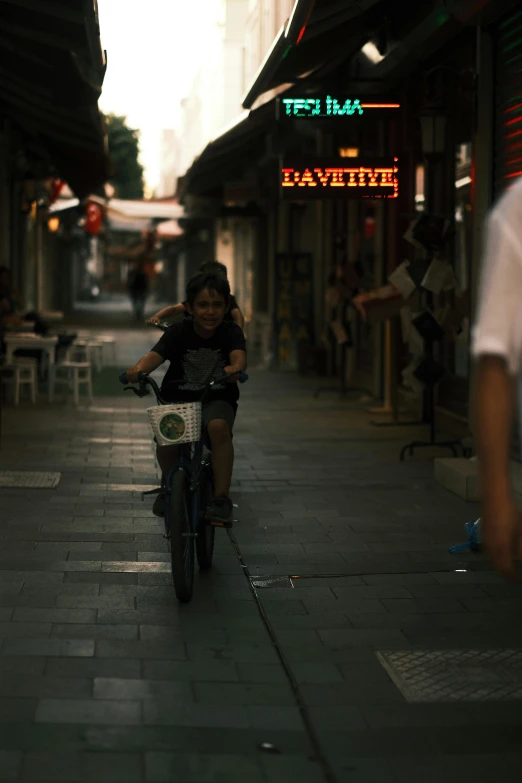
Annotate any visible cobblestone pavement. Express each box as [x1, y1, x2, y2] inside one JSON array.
[[1, 326, 522, 782]]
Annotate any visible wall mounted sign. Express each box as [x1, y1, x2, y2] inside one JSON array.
[[280, 158, 399, 199], [277, 95, 400, 119]]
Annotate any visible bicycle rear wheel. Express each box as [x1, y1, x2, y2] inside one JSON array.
[[196, 464, 215, 570], [167, 468, 194, 602]]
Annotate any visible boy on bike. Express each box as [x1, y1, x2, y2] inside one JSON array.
[[125, 272, 247, 527], [147, 261, 245, 330]]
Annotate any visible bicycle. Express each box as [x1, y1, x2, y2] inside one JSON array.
[[119, 346, 247, 603]]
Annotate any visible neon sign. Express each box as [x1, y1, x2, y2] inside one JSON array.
[[280, 158, 399, 199], [278, 96, 400, 119]]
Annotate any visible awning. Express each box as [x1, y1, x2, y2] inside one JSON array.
[[242, 0, 385, 109], [156, 219, 183, 240], [106, 198, 184, 233], [180, 103, 274, 199], [243, 0, 520, 109], [0, 0, 109, 197]]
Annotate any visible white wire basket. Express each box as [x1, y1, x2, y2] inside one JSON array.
[[147, 402, 202, 446]]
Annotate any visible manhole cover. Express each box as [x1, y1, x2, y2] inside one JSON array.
[[0, 471, 61, 489], [376, 649, 522, 702]]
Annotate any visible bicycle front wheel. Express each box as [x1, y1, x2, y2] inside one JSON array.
[[168, 468, 194, 602]]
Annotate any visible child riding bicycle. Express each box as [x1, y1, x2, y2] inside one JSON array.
[[147, 261, 245, 330], [125, 272, 247, 526]]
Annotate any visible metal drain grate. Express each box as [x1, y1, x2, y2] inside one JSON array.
[[377, 649, 522, 702], [0, 471, 61, 489]]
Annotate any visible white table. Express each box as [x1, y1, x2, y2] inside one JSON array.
[[4, 334, 59, 380]]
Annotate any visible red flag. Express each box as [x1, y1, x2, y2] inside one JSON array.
[[85, 200, 103, 235]]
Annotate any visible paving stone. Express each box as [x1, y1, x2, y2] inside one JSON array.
[[192, 681, 295, 706], [35, 698, 141, 725], [93, 677, 192, 702], [185, 643, 279, 663], [52, 623, 139, 640], [144, 751, 264, 783], [95, 640, 186, 660], [20, 750, 143, 781], [13, 608, 97, 624], [0, 698, 36, 721], [0, 750, 21, 781], [143, 700, 249, 728], [45, 657, 142, 680], [2, 639, 94, 657]]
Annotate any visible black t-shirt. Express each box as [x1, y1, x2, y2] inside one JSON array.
[[182, 295, 239, 322], [152, 319, 247, 407]]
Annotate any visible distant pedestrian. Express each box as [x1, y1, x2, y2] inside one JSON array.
[[128, 263, 148, 322]]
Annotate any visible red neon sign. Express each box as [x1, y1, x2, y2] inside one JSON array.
[[280, 158, 399, 199]]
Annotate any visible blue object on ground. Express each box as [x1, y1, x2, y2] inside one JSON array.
[[448, 518, 481, 554]]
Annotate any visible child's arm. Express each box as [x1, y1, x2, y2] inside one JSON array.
[[125, 351, 164, 383], [147, 303, 186, 324], [224, 349, 247, 381], [231, 305, 245, 330]]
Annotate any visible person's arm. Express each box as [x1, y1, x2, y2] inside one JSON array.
[[224, 349, 247, 381], [125, 351, 164, 383], [472, 213, 522, 579], [474, 357, 520, 579], [147, 303, 186, 324], [231, 306, 245, 330]]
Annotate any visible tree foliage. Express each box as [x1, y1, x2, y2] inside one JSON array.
[[106, 114, 144, 199]]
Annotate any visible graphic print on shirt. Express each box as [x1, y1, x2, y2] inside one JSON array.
[[180, 348, 226, 391]]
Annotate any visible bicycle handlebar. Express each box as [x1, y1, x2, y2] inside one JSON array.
[[119, 370, 248, 386]]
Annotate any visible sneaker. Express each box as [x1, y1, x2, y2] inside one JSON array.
[[152, 493, 165, 517], [205, 495, 233, 527]]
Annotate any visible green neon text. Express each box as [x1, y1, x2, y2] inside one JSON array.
[[281, 96, 364, 118]]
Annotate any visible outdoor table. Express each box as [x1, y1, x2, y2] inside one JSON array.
[[4, 334, 59, 381]]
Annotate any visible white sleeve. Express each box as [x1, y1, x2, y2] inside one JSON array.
[[472, 213, 522, 375]]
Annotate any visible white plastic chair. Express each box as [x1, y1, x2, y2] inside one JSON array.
[[97, 335, 117, 365], [0, 358, 37, 405], [48, 362, 93, 406]]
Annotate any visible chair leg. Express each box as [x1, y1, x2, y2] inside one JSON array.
[[87, 368, 93, 404], [31, 369, 36, 405], [73, 370, 80, 407], [48, 367, 54, 403], [14, 372, 20, 406]]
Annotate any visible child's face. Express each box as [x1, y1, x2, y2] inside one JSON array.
[[186, 287, 227, 334]]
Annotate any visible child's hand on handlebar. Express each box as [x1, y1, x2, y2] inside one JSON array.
[[125, 366, 141, 384], [146, 317, 160, 326], [223, 366, 241, 382]]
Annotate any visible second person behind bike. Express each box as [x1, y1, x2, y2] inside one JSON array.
[[147, 261, 245, 330]]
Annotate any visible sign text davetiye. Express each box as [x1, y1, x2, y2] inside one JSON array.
[[280, 158, 399, 199]]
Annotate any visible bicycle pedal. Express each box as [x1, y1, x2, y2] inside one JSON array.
[[208, 519, 234, 529]]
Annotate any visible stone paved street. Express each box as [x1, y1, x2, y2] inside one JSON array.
[[1, 327, 522, 782]]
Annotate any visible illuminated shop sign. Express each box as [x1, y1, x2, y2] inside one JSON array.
[[280, 158, 399, 199], [278, 96, 400, 119]]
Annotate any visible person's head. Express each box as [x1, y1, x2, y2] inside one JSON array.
[[185, 272, 230, 335], [199, 260, 228, 279]]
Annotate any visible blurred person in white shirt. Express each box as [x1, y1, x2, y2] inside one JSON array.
[[473, 176, 522, 579]]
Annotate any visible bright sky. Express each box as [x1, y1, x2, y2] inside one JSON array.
[[97, 0, 216, 194]]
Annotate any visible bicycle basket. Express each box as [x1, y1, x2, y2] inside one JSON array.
[[147, 402, 202, 446]]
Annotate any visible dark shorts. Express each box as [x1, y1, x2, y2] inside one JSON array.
[[155, 400, 236, 449], [202, 400, 235, 447]]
